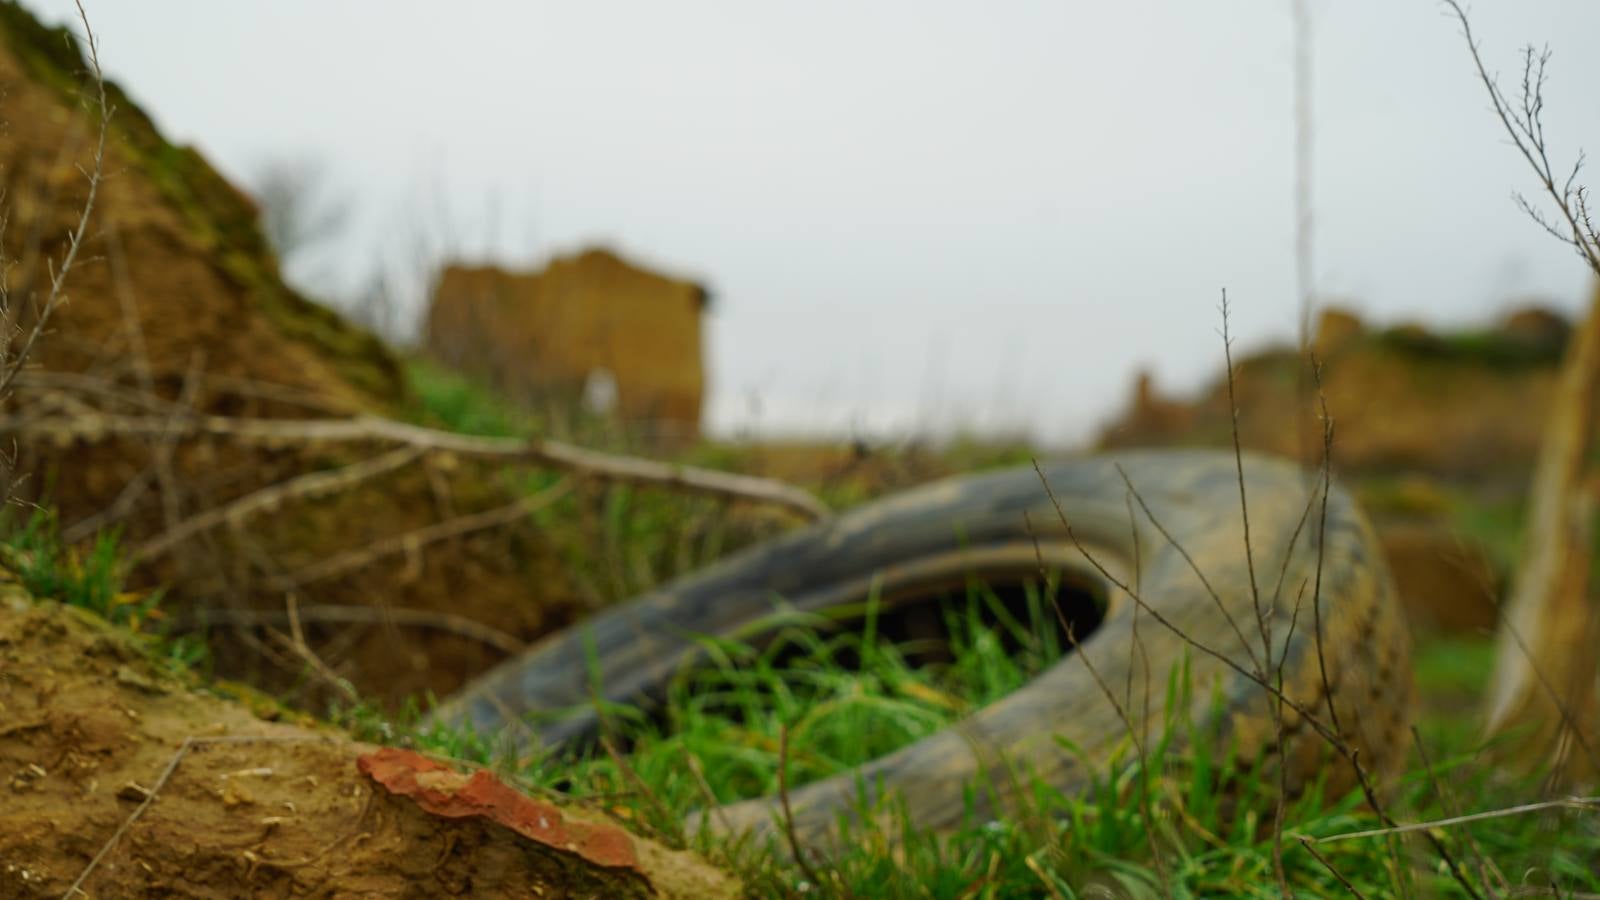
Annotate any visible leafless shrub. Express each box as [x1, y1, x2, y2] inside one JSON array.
[[1442, 0, 1600, 785], [251, 155, 349, 273], [1441, 2, 1599, 278], [1033, 292, 1487, 898]]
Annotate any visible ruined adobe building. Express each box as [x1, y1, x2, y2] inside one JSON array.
[[425, 248, 708, 438]]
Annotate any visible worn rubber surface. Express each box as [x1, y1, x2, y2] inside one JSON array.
[[433, 450, 1412, 848]]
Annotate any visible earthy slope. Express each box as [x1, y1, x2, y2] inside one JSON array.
[[0, 587, 736, 898], [0, 3, 401, 407], [0, 2, 580, 704]]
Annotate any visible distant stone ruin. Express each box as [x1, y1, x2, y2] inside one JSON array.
[[1100, 302, 1573, 476], [425, 248, 708, 439]]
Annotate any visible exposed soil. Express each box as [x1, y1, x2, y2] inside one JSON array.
[[0, 3, 585, 707], [0, 589, 738, 898]]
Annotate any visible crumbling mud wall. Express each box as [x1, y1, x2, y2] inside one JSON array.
[[1101, 304, 1569, 477], [427, 248, 707, 439]]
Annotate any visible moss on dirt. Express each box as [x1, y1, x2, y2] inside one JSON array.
[[0, 1, 405, 408]]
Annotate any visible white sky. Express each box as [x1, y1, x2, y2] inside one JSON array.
[[24, 1, 1600, 444]]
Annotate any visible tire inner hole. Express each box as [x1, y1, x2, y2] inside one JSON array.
[[576, 566, 1109, 759]]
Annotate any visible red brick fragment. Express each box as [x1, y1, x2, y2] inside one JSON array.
[[357, 747, 639, 870]]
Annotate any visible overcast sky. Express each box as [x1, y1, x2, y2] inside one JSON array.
[[25, 1, 1600, 444]]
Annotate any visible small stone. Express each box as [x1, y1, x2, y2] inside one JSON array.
[[114, 665, 166, 695], [222, 785, 254, 808]]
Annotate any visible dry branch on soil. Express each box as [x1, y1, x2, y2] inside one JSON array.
[[186, 603, 525, 655], [130, 445, 425, 564], [2, 407, 830, 521], [264, 478, 574, 590]]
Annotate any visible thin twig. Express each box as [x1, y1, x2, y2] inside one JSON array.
[[1041, 441, 1486, 898], [1304, 359, 1478, 898], [0, 0, 109, 400], [1219, 290, 1271, 673], [1308, 360, 1344, 740], [1033, 460, 1340, 750], [265, 479, 572, 590], [1116, 463, 1261, 674], [152, 352, 206, 534], [777, 722, 833, 896], [62, 734, 344, 899], [598, 735, 680, 845], [1023, 505, 1170, 893], [1296, 835, 1369, 899], [185, 603, 524, 655], [265, 622, 358, 703], [1411, 725, 1506, 893], [680, 747, 736, 836], [1441, 0, 1600, 276], [1309, 795, 1599, 844], [131, 445, 424, 564]]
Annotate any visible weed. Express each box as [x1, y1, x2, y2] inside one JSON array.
[[0, 509, 147, 627], [404, 355, 534, 439], [0, 507, 207, 671], [366, 571, 1600, 897]]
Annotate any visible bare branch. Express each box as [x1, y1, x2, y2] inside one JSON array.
[[4, 411, 830, 521], [131, 445, 424, 564], [1310, 795, 1599, 844], [1442, 0, 1600, 277], [776, 723, 835, 896], [1296, 835, 1370, 900], [1220, 291, 1271, 671], [264, 479, 572, 591], [184, 603, 525, 656]]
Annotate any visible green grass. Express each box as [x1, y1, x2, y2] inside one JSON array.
[[532, 577, 1072, 808], [0, 509, 142, 625], [12, 482, 1594, 895], [403, 355, 537, 438], [403, 355, 813, 604], [344, 576, 1600, 898], [26, 356, 1592, 897], [0, 508, 207, 669], [1372, 326, 1564, 371]]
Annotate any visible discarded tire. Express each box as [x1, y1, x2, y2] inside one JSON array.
[[432, 449, 1412, 848]]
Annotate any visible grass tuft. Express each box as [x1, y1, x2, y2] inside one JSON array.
[[0, 507, 206, 669]]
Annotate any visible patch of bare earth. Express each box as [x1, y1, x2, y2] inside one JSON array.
[[0, 593, 737, 898]]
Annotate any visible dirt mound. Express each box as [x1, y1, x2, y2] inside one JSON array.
[[427, 249, 707, 440], [0, 590, 737, 898], [0, 3, 582, 705], [0, 4, 401, 409]]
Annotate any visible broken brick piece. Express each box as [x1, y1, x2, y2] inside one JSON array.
[[357, 747, 639, 870]]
